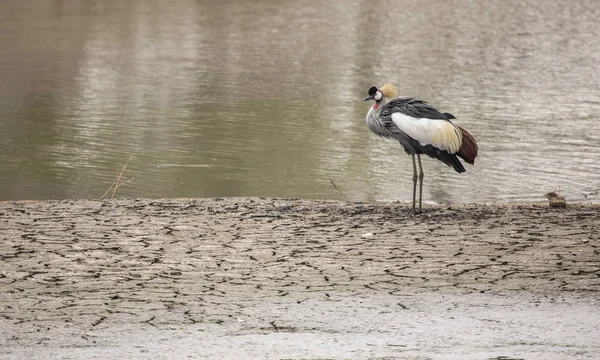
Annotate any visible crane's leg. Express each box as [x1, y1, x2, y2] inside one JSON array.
[[411, 153, 417, 215], [417, 154, 424, 214]]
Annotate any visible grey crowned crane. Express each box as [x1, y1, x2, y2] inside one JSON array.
[[363, 83, 478, 214]]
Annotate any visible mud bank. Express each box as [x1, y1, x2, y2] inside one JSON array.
[[1, 198, 599, 359]]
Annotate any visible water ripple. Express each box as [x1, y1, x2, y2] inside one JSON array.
[[0, 0, 598, 203]]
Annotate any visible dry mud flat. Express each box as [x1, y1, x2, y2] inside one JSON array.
[[0, 198, 599, 360]]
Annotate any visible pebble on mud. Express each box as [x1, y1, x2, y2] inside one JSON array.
[[545, 191, 567, 208]]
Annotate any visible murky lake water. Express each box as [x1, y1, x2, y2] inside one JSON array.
[[1, 0, 599, 203]]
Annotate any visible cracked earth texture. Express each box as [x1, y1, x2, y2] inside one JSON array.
[[1, 198, 599, 359]]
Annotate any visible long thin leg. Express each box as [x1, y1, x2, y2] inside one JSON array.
[[411, 153, 417, 215], [417, 154, 424, 214]]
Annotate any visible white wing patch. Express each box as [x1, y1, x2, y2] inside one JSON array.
[[391, 113, 463, 153]]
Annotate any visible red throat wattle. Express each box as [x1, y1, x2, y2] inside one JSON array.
[[373, 103, 379, 110]]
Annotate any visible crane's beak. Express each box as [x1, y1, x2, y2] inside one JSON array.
[[363, 95, 374, 101]]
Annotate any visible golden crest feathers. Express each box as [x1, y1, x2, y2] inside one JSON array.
[[380, 83, 399, 99]]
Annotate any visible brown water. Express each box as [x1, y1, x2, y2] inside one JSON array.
[[1, 0, 599, 203]]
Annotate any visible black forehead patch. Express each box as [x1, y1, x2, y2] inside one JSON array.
[[368, 86, 378, 96]]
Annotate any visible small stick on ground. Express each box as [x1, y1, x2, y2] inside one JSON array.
[[100, 155, 136, 200], [327, 173, 349, 203]]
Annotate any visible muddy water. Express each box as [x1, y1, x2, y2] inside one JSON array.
[[1, 1, 599, 203]]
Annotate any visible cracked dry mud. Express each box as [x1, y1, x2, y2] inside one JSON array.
[[1, 198, 599, 359]]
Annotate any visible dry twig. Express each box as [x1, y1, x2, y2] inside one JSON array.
[[327, 173, 349, 203], [100, 155, 136, 200]]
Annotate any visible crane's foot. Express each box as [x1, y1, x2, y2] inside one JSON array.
[[411, 204, 422, 215]]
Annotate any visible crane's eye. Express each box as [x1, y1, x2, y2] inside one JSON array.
[[374, 91, 383, 101]]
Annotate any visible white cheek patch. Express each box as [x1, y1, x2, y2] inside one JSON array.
[[374, 92, 383, 101]]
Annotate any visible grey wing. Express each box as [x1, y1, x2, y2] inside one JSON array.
[[386, 97, 449, 120], [379, 100, 466, 172], [380, 99, 467, 172]]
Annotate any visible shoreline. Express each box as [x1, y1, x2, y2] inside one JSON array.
[[2, 196, 598, 206], [1, 197, 599, 359]]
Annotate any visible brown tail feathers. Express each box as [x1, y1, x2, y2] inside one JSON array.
[[456, 126, 478, 165]]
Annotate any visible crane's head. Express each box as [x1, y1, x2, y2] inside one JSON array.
[[363, 86, 382, 102], [363, 83, 398, 102]]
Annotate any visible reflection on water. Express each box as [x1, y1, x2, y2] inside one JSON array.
[[1, 0, 599, 203]]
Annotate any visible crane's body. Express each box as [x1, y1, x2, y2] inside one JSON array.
[[363, 84, 478, 214]]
